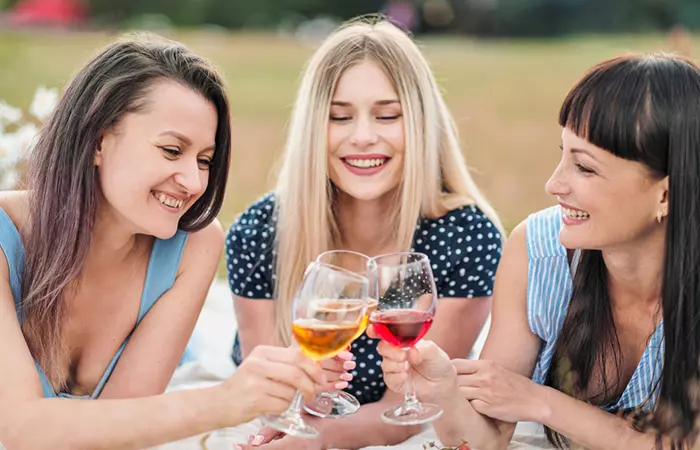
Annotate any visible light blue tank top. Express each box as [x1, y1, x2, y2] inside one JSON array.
[[0, 207, 189, 399], [526, 206, 664, 411]]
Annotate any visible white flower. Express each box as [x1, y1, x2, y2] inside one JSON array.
[[0, 170, 19, 191], [29, 86, 58, 121], [0, 101, 22, 127]]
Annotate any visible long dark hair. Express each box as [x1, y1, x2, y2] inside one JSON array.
[[21, 33, 231, 390], [544, 54, 700, 448]]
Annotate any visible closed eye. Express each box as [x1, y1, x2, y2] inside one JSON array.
[[575, 163, 596, 174], [198, 158, 213, 170], [160, 146, 181, 158]]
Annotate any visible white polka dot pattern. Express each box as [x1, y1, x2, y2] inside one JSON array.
[[225, 193, 502, 405]]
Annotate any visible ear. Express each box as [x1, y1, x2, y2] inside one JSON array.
[[95, 134, 108, 167], [658, 176, 669, 218]]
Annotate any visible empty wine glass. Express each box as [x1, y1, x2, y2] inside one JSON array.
[[262, 261, 369, 438], [369, 252, 442, 426], [304, 250, 377, 418]]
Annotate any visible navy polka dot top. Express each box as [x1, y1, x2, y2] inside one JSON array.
[[225, 193, 502, 405]]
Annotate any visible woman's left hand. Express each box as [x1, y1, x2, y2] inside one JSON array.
[[453, 359, 545, 423], [236, 434, 323, 450]]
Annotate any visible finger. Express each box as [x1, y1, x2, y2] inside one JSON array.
[[382, 372, 409, 393], [381, 358, 410, 375], [470, 399, 493, 417], [257, 377, 299, 404], [366, 324, 378, 339], [458, 385, 482, 400], [262, 347, 326, 386], [455, 373, 482, 388], [248, 427, 284, 446], [376, 340, 407, 361], [452, 358, 483, 375], [251, 360, 320, 398]]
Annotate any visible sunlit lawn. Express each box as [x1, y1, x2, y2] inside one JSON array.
[[0, 28, 694, 275]]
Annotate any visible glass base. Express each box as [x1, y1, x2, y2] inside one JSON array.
[[262, 413, 319, 439], [381, 402, 443, 426], [304, 391, 361, 418]]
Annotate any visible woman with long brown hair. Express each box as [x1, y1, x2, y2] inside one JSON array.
[[0, 33, 324, 449]]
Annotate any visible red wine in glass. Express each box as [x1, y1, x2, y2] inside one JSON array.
[[371, 310, 433, 349], [370, 252, 442, 426]]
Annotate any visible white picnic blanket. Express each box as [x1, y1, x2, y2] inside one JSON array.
[[152, 280, 552, 449]]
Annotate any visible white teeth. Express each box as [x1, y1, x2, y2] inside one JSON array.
[[155, 192, 184, 209], [344, 158, 387, 168], [562, 207, 590, 220]]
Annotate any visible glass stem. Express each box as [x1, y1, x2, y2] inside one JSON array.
[[281, 391, 305, 420], [402, 348, 422, 411]]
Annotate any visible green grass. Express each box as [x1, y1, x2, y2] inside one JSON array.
[[0, 29, 695, 275]]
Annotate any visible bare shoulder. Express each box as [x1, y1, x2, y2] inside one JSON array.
[[178, 218, 224, 274], [0, 190, 30, 234], [505, 219, 528, 256]]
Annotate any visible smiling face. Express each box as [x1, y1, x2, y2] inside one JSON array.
[[96, 79, 218, 239], [326, 59, 405, 202], [545, 127, 668, 251]]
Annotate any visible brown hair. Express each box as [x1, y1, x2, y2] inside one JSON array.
[[20, 33, 231, 390]]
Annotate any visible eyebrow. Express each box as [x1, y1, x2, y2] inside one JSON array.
[[570, 147, 601, 162], [159, 130, 192, 145], [331, 100, 400, 107], [159, 130, 216, 151]]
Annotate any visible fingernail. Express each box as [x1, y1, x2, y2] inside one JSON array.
[[340, 372, 353, 381], [334, 381, 348, 389], [246, 434, 254, 443], [343, 361, 356, 370], [338, 350, 353, 360], [252, 435, 264, 446]]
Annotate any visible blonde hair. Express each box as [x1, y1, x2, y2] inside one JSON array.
[[273, 16, 504, 345]]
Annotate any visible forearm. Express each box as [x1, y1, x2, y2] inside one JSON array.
[[314, 394, 420, 449], [432, 386, 511, 450], [538, 385, 657, 450], [0, 386, 234, 450]]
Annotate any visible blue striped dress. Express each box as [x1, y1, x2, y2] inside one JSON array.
[[526, 206, 664, 411]]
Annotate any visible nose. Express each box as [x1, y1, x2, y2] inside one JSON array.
[[173, 157, 205, 196], [349, 115, 378, 148], [545, 161, 570, 198]]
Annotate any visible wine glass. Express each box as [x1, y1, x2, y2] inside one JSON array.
[[262, 261, 369, 438], [304, 250, 377, 418], [369, 252, 442, 426]]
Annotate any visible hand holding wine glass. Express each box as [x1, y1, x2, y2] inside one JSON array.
[[369, 252, 443, 425], [262, 261, 369, 438], [304, 250, 376, 419]]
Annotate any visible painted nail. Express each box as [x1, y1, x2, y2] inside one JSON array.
[[340, 373, 353, 381], [251, 435, 264, 446], [343, 361, 356, 370], [337, 350, 353, 360], [334, 381, 348, 390]]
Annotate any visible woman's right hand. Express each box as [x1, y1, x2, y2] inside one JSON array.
[[369, 325, 457, 403], [219, 345, 325, 425]]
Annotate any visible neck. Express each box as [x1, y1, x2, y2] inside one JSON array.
[[86, 202, 142, 268], [335, 190, 396, 256], [602, 226, 666, 311]]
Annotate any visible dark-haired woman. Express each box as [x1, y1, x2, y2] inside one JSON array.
[[374, 53, 699, 449], [0, 34, 324, 449]]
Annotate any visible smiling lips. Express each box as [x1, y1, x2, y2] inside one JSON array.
[[560, 202, 590, 225], [152, 191, 186, 210], [341, 154, 390, 176]]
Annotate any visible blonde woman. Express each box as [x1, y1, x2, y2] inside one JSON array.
[[227, 16, 504, 449]]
